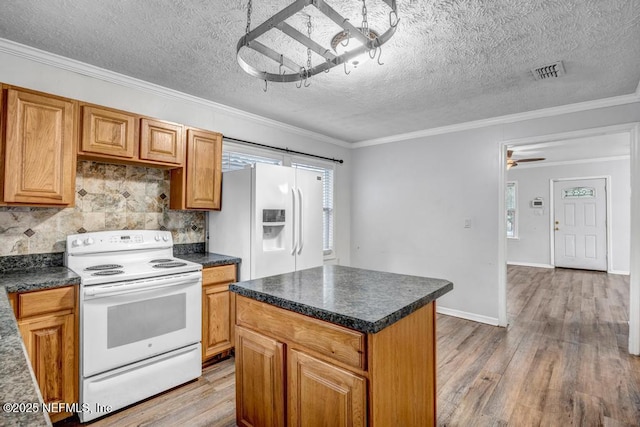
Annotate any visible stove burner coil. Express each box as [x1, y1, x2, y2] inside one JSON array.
[[149, 259, 175, 263], [152, 262, 188, 268], [91, 270, 124, 276], [85, 264, 124, 271]]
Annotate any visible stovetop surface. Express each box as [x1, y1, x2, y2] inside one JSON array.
[[65, 230, 202, 285]]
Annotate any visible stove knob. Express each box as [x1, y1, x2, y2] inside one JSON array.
[[72, 238, 83, 247], [155, 235, 161, 241], [84, 237, 94, 246], [162, 235, 169, 242]]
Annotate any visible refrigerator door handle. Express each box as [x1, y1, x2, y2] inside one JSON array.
[[297, 188, 304, 254], [291, 188, 298, 255]]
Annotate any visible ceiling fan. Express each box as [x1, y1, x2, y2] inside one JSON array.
[[507, 150, 545, 169]]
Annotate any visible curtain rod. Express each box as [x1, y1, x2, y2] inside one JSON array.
[[223, 136, 344, 164]]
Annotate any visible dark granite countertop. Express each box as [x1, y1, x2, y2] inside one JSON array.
[[230, 265, 453, 334], [174, 252, 241, 268], [0, 289, 51, 426], [0, 267, 80, 294]]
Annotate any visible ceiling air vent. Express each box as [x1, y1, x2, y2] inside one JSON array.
[[531, 61, 565, 80]]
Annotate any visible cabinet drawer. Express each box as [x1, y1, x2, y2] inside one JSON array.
[[236, 295, 366, 370], [202, 264, 236, 285], [18, 286, 75, 318]]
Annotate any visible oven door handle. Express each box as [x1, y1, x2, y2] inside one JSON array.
[[84, 276, 200, 298]]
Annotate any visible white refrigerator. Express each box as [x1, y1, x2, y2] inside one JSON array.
[[207, 163, 324, 280]]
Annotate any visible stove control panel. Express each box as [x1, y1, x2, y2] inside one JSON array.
[[109, 234, 144, 244], [66, 230, 173, 255]]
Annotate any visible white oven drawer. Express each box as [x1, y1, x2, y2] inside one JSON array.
[[81, 273, 201, 377], [80, 343, 201, 422]]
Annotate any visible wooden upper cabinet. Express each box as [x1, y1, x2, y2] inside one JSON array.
[[170, 128, 222, 210], [140, 118, 184, 165], [3, 88, 76, 205], [80, 105, 137, 159]]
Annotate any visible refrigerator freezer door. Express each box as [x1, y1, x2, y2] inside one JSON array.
[[294, 168, 324, 271], [252, 164, 296, 278]]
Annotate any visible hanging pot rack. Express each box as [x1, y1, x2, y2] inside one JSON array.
[[236, 0, 399, 84]]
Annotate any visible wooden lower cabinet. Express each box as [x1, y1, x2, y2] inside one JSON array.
[[11, 286, 77, 423], [202, 264, 237, 363], [288, 349, 366, 427], [236, 326, 285, 427], [235, 295, 437, 426]]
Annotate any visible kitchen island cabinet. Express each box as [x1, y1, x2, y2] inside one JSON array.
[[230, 265, 453, 427]]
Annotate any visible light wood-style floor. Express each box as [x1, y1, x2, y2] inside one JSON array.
[[57, 266, 640, 426]]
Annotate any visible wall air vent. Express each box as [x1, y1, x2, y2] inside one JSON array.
[[531, 61, 565, 80]]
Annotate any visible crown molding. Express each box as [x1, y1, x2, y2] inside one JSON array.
[[0, 38, 351, 149], [352, 92, 640, 149]]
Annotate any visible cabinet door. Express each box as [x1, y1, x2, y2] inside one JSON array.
[[203, 283, 232, 359], [235, 326, 285, 427], [202, 265, 237, 362], [140, 118, 184, 165], [18, 313, 75, 421], [186, 128, 222, 209], [80, 105, 136, 158], [288, 349, 366, 427], [4, 89, 76, 205]]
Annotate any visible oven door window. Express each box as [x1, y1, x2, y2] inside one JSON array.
[[107, 294, 186, 348], [82, 280, 201, 378]]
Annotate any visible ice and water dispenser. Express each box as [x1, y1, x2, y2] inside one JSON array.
[[262, 209, 285, 251]]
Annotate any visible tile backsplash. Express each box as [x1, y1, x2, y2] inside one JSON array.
[[0, 161, 205, 256]]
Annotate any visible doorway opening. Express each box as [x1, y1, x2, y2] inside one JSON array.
[[497, 123, 640, 355]]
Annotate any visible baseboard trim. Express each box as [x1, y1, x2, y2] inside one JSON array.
[[507, 262, 555, 269], [436, 306, 500, 326], [608, 270, 630, 276]]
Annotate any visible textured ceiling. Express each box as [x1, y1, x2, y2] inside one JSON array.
[[0, 0, 639, 143]]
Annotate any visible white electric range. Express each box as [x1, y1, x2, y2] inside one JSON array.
[[65, 230, 202, 422]]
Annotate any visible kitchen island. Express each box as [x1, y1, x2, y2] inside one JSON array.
[[229, 265, 453, 427]]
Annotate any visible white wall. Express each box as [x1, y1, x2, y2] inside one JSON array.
[[507, 159, 631, 273], [0, 48, 352, 265], [351, 103, 640, 324]]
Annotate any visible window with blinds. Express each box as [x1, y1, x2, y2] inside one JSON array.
[[293, 163, 334, 254], [221, 151, 281, 172], [221, 149, 335, 255]]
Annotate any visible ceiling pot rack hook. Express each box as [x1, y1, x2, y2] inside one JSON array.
[[279, 54, 285, 75], [375, 39, 384, 65], [343, 61, 351, 75], [296, 67, 305, 88], [304, 70, 311, 87], [263, 79, 268, 92], [389, 10, 399, 28]]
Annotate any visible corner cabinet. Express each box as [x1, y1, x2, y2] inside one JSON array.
[[2, 88, 77, 206], [11, 286, 77, 423], [202, 264, 237, 363], [234, 294, 437, 427], [170, 128, 222, 210]]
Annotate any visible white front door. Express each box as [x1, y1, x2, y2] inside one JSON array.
[[553, 178, 607, 271]]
